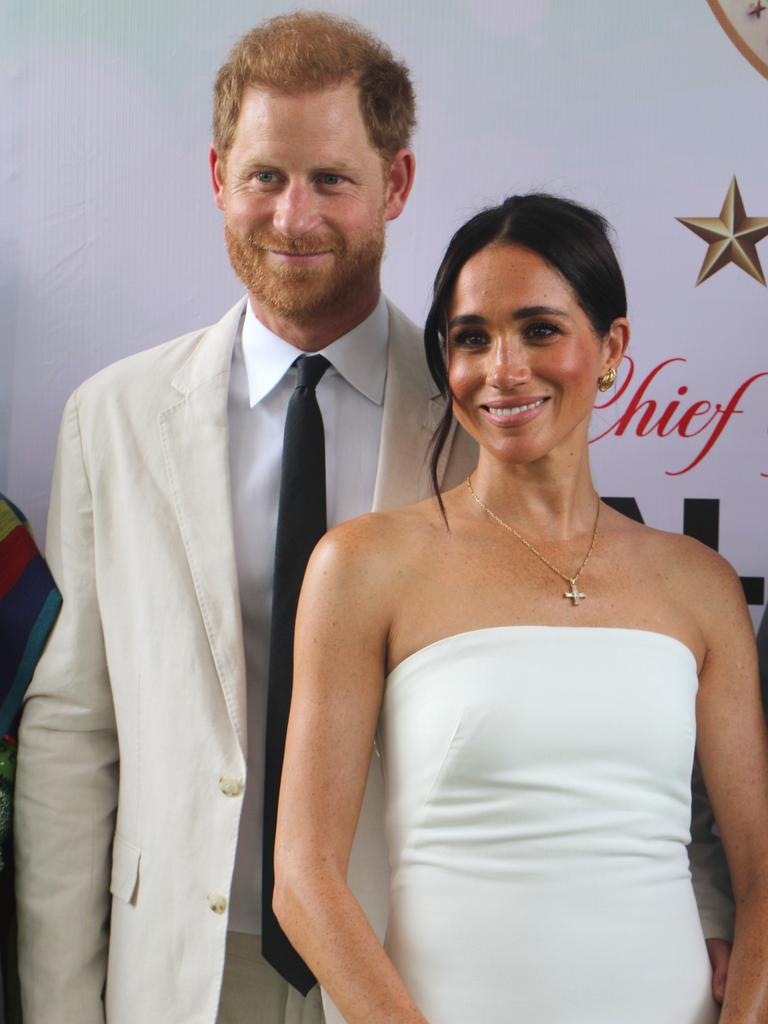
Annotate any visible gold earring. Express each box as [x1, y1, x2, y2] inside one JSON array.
[[597, 367, 617, 392]]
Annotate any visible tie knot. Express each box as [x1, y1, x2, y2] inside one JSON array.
[[295, 354, 330, 392]]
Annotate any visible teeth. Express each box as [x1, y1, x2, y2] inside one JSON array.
[[490, 399, 544, 416]]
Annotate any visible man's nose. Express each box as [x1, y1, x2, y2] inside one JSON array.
[[486, 341, 532, 388], [272, 182, 321, 239]]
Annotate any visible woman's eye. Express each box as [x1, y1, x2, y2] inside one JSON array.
[[524, 322, 559, 342], [452, 331, 488, 348]]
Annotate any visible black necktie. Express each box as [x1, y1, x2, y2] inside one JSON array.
[[262, 354, 330, 994]]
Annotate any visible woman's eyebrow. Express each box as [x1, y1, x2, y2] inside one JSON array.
[[512, 305, 568, 319], [447, 314, 486, 329], [448, 305, 568, 330]]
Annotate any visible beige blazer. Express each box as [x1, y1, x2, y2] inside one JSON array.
[[15, 298, 731, 1024], [13, 298, 476, 1024]]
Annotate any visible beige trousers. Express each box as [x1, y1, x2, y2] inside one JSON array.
[[217, 932, 325, 1024]]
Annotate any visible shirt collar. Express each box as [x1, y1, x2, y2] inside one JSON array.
[[240, 295, 389, 408]]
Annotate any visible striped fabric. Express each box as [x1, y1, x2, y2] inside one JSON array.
[[0, 495, 62, 737]]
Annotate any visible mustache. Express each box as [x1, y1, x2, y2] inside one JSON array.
[[246, 231, 343, 256]]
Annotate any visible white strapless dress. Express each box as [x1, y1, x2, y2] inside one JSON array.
[[379, 627, 718, 1023]]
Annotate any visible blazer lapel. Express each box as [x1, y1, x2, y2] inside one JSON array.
[[159, 299, 248, 755], [372, 301, 458, 512]]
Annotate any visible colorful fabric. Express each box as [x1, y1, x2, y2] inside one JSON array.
[[0, 496, 62, 739], [0, 739, 16, 868]]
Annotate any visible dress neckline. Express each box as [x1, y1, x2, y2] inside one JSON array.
[[387, 626, 698, 683]]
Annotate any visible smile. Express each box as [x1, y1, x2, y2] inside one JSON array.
[[478, 397, 549, 427], [268, 250, 331, 262], [484, 399, 546, 416]]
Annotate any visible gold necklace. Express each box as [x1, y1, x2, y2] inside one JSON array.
[[465, 475, 600, 606]]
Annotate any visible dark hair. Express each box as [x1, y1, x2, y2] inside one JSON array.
[[424, 193, 627, 512]]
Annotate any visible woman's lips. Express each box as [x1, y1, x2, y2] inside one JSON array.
[[480, 396, 549, 427]]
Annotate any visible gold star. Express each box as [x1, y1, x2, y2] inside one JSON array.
[[677, 177, 768, 286]]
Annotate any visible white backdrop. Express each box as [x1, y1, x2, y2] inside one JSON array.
[[2, 0, 766, 626]]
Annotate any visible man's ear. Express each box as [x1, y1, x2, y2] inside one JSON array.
[[210, 145, 226, 211], [384, 148, 416, 223]]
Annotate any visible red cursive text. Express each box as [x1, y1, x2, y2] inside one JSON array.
[[591, 356, 768, 475]]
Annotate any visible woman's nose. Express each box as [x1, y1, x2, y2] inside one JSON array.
[[486, 342, 532, 388]]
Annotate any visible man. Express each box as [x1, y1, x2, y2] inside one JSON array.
[[14, 14, 472, 1024], [14, 11, 732, 1024]]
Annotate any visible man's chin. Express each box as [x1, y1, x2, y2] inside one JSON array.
[[251, 283, 355, 325], [225, 225, 385, 326], [241, 260, 381, 324]]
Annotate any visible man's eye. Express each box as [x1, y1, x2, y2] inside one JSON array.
[[319, 174, 343, 185], [254, 171, 276, 183]]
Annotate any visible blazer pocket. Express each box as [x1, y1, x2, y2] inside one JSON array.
[[110, 833, 142, 905]]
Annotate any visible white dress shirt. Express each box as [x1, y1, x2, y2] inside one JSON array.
[[227, 296, 389, 934]]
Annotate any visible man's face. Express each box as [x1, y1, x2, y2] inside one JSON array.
[[211, 82, 408, 326]]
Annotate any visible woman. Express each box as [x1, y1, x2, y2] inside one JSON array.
[[274, 195, 768, 1023]]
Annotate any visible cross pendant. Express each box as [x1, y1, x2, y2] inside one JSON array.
[[564, 580, 586, 606]]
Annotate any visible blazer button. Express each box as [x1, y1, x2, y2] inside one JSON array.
[[208, 893, 228, 914], [219, 776, 244, 797]]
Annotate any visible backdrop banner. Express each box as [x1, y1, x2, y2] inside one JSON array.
[[2, 0, 766, 628]]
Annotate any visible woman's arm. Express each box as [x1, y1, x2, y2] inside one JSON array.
[[693, 552, 768, 1022], [274, 516, 429, 1024]]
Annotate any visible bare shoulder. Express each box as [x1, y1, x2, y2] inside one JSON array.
[[315, 498, 442, 563], [640, 523, 739, 595], [605, 505, 747, 629], [304, 498, 447, 609]]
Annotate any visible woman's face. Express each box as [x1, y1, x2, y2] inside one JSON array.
[[446, 242, 626, 467]]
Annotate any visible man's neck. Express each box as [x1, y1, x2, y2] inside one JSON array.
[[247, 286, 382, 353]]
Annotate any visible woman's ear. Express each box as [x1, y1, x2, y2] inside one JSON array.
[[600, 317, 630, 376]]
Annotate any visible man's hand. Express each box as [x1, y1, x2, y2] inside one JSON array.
[[706, 937, 731, 1004]]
